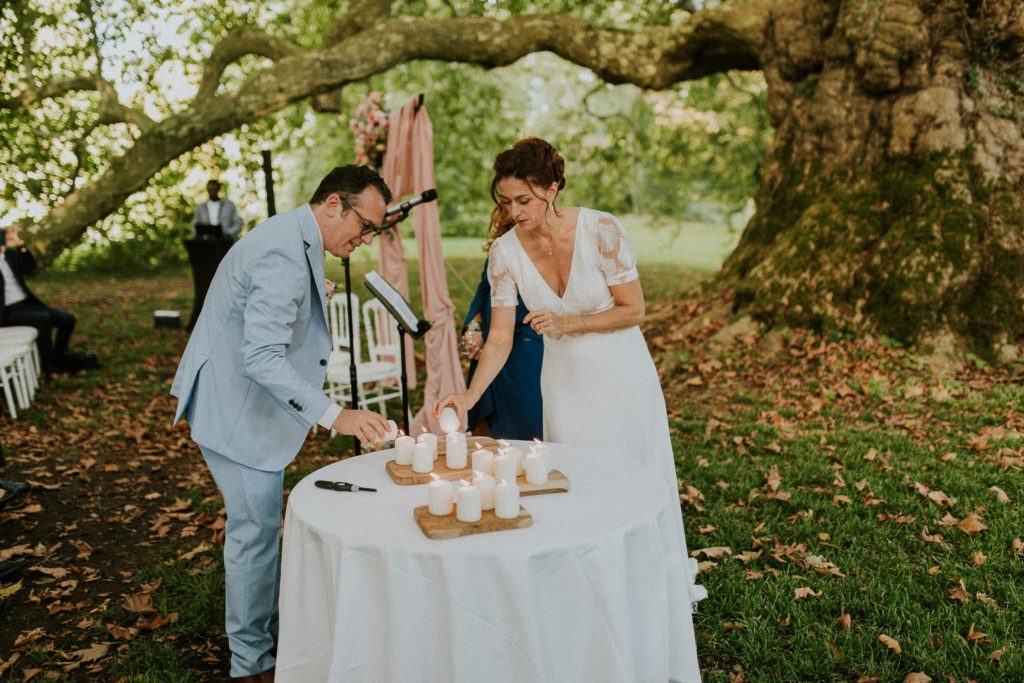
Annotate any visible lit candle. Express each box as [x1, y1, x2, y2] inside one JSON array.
[[381, 420, 399, 442], [471, 445, 494, 476], [445, 432, 468, 470], [533, 439, 551, 473], [395, 434, 415, 466], [439, 406, 460, 434], [494, 450, 516, 484], [473, 470, 496, 511], [428, 474, 454, 516], [455, 479, 481, 523], [502, 445, 523, 476], [525, 450, 547, 485], [494, 479, 520, 519], [418, 431, 439, 461], [412, 442, 434, 473]]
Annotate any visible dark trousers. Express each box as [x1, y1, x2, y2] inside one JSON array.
[[3, 300, 75, 374]]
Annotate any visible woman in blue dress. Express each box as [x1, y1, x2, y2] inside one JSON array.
[[461, 208, 543, 440]]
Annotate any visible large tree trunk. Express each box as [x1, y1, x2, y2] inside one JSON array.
[[719, 0, 1024, 353]]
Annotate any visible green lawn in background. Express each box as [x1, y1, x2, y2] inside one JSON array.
[[342, 216, 739, 274]]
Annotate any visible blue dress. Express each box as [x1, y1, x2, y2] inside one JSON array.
[[463, 259, 544, 440]]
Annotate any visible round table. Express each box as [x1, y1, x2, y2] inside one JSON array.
[[276, 441, 702, 682]]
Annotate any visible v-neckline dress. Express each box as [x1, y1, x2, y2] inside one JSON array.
[[488, 207, 705, 680]]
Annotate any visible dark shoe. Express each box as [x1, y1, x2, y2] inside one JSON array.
[[59, 351, 100, 372], [0, 558, 27, 581], [0, 478, 29, 510], [229, 669, 274, 683]]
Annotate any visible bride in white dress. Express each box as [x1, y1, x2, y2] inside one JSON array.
[[437, 138, 706, 679]]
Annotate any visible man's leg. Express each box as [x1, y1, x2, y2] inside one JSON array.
[[3, 302, 57, 373], [199, 446, 283, 678], [49, 307, 75, 360]]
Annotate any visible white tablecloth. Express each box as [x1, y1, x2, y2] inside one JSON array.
[[276, 441, 702, 682]]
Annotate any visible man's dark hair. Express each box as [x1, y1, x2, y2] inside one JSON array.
[[207, 179, 221, 188], [310, 165, 392, 206]]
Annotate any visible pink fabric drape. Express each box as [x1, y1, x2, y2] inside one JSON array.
[[379, 96, 466, 434], [380, 101, 416, 389]]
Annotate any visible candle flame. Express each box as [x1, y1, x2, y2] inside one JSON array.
[[474, 442, 482, 449], [421, 426, 429, 434], [459, 479, 471, 487], [430, 473, 441, 481], [398, 429, 405, 436], [498, 439, 510, 448]]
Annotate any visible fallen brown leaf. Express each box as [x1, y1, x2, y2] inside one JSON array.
[[121, 592, 156, 614], [878, 634, 902, 653], [957, 513, 987, 535]]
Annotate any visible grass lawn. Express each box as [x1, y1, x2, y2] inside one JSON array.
[[1, 236, 1021, 681]]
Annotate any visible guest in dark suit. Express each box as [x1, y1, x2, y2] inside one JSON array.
[[192, 179, 242, 239], [460, 208, 543, 440], [0, 227, 90, 375]]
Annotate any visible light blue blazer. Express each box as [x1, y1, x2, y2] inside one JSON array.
[[171, 205, 333, 471]]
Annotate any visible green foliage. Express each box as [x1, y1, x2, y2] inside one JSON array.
[[0, 0, 771, 266]]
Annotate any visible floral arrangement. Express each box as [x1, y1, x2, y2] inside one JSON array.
[[349, 91, 388, 168]]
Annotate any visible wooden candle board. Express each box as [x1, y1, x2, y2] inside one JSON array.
[[414, 505, 532, 540], [386, 437, 502, 485], [519, 469, 570, 496]]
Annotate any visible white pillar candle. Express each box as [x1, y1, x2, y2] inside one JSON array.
[[427, 475, 454, 516], [471, 447, 494, 476], [455, 480, 481, 523], [494, 451, 516, 484], [532, 441, 551, 473], [473, 472, 496, 511], [494, 480, 520, 519], [395, 435, 415, 466], [502, 446, 523, 476], [439, 406, 460, 434], [525, 451, 548, 485], [382, 420, 399, 442], [445, 432, 468, 470], [412, 442, 434, 473], [418, 432, 439, 461]]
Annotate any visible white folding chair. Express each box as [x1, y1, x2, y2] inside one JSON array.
[[357, 300, 404, 419], [324, 293, 360, 407], [0, 348, 28, 419], [0, 326, 41, 377]]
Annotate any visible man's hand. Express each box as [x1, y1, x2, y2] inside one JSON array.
[[331, 409, 390, 445], [325, 278, 336, 300], [4, 228, 23, 249]]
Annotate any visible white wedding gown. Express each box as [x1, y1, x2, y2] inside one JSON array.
[[488, 208, 706, 681]]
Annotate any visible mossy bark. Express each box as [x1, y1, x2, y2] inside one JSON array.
[[720, 0, 1024, 353]]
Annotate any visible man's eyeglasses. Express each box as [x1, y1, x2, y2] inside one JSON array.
[[341, 196, 385, 237]]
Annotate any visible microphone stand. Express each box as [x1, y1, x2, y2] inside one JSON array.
[[341, 256, 361, 456]]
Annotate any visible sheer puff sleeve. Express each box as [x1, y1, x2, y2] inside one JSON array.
[[487, 238, 518, 308], [596, 213, 639, 287]]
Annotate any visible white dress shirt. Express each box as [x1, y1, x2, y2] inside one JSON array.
[[0, 247, 28, 306]]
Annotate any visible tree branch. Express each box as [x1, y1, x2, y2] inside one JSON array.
[[0, 75, 98, 110], [32, 2, 772, 260], [314, 0, 396, 112], [196, 28, 303, 100]]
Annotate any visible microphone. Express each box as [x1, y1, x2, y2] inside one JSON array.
[[385, 188, 438, 218]]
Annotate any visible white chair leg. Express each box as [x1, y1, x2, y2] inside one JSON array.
[[0, 364, 18, 419]]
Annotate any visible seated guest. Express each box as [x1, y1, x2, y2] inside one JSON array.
[[0, 227, 97, 375], [192, 179, 242, 240]]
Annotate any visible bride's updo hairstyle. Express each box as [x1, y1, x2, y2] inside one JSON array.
[[487, 137, 566, 242]]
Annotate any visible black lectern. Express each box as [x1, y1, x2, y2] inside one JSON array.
[[183, 237, 233, 330]]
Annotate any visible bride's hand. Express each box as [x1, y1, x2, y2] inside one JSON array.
[[523, 309, 567, 339], [434, 391, 478, 421]]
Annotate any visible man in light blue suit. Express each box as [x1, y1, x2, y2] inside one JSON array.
[[171, 165, 393, 682]]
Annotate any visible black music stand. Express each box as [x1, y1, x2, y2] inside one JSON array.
[[364, 271, 430, 436]]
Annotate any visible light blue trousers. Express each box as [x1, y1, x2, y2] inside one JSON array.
[[201, 445, 283, 677]]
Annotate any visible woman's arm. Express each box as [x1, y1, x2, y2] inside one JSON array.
[[523, 279, 645, 338], [437, 305, 516, 418]]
